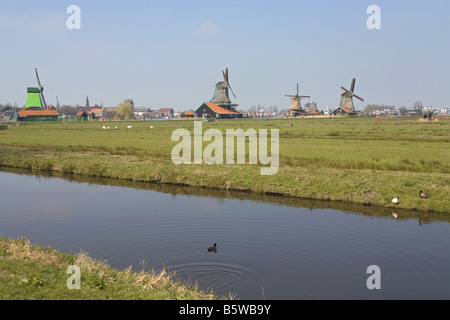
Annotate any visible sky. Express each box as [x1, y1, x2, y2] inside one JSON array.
[[0, 0, 449, 111]]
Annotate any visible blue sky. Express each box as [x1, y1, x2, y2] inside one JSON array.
[[1, 0, 449, 111]]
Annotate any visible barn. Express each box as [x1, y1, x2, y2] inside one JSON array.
[[330, 106, 357, 116], [195, 102, 243, 119], [16, 109, 58, 122]]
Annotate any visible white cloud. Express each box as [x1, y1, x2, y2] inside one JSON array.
[[195, 21, 220, 36]]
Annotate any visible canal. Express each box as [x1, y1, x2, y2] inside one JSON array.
[[1, 168, 449, 299]]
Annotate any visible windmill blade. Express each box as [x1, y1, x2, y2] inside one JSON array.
[[35, 68, 43, 92], [296, 83, 299, 96], [353, 94, 364, 102], [228, 83, 236, 99], [222, 68, 229, 84], [299, 95, 311, 99], [341, 87, 349, 93], [350, 78, 356, 92], [35, 68, 47, 108]]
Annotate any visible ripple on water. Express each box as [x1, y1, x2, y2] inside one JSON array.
[[167, 262, 251, 298]]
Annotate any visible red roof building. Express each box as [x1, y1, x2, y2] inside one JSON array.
[[16, 109, 58, 121], [195, 102, 243, 119]]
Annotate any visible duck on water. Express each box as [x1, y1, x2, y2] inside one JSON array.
[[208, 243, 217, 253]]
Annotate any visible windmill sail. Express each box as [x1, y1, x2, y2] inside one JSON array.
[[26, 68, 47, 110], [211, 67, 238, 109], [285, 83, 310, 111], [339, 78, 364, 111]]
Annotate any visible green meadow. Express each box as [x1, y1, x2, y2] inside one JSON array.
[[0, 117, 449, 213]]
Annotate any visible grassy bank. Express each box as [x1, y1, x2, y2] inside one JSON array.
[[0, 117, 449, 213], [0, 236, 218, 300]]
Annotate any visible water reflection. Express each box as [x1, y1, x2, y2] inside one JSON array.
[[1, 166, 445, 224]]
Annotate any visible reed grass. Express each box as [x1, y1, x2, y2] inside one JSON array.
[[0, 235, 218, 300]]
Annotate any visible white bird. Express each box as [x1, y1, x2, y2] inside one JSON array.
[[106, 127, 110, 129], [103, 126, 106, 129], [150, 125, 153, 129], [114, 127, 119, 130], [392, 198, 399, 204], [392, 213, 398, 219], [127, 125, 132, 129]]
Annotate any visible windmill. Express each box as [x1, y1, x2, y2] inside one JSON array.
[[340, 78, 364, 111], [210, 67, 238, 109], [285, 83, 310, 114], [26, 68, 47, 110]]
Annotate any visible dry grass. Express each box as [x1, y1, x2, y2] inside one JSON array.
[[0, 236, 218, 300]]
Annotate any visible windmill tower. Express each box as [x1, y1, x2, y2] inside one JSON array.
[[340, 78, 364, 111], [285, 83, 310, 115], [26, 68, 47, 110], [211, 68, 238, 110]]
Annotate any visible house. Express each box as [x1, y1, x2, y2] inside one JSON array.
[[330, 106, 357, 116], [181, 111, 195, 118], [194, 102, 243, 119], [76, 110, 89, 118], [158, 108, 174, 117], [89, 108, 107, 119], [16, 109, 58, 122]]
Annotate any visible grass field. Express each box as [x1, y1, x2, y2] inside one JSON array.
[[0, 116, 449, 213], [0, 236, 217, 300]]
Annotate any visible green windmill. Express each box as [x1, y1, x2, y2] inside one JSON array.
[[26, 68, 47, 110]]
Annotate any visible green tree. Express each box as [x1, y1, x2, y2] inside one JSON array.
[[399, 106, 408, 116], [117, 102, 134, 120]]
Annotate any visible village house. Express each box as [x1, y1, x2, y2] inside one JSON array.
[[181, 111, 195, 118], [195, 102, 243, 119], [158, 108, 174, 118], [330, 106, 357, 116], [89, 108, 107, 119]]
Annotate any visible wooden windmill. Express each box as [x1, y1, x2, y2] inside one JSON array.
[[339, 78, 364, 111], [285, 83, 310, 116], [211, 68, 238, 110]]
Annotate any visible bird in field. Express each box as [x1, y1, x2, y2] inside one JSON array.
[[208, 243, 217, 253], [419, 191, 430, 199]]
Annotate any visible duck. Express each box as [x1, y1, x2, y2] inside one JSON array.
[[207, 243, 217, 253], [419, 191, 430, 198]]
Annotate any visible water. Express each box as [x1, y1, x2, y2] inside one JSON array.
[[1, 169, 449, 299]]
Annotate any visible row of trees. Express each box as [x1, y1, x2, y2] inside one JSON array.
[[362, 101, 435, 116], [243, 105, 280, 114]]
